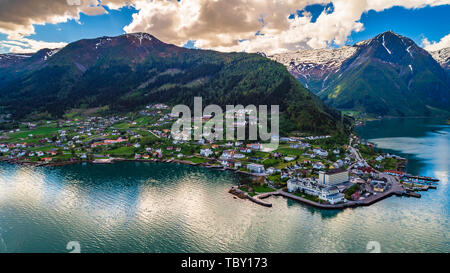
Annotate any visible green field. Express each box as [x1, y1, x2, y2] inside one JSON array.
[[6, 126, 60, 143]]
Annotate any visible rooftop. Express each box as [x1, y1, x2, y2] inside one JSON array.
[[322, 168, 348, 175]]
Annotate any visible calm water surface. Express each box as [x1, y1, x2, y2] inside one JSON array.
[[0, 118, 448, 253]]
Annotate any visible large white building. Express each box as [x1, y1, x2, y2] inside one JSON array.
[[287, 178, 346, 205], [319, 169, 349, 186]]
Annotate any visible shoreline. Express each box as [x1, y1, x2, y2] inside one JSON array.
[[0, 155, 410, 211], [229, 182, 407, 210], [0, 156, 259, 177]]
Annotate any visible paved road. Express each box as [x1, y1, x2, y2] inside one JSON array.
[[349, 136, 405, 195]]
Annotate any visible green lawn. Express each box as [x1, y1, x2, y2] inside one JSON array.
[[274, 147, 305, 157], [6, 126, 60, 143], [108, 146, 135, 156], [252, 185, 276, 194], [189, 157, 209, 164]]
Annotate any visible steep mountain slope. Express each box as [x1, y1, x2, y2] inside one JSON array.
[[430, 47, 450, 71], [0, 33, 346, 135], [270, 46, 357, 92], [271, 31, 450, 117]]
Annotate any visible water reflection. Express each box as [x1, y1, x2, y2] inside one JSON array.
[[0, 118, 448, 252]]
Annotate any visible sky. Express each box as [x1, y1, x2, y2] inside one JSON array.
[[0, 0, 449, 54]]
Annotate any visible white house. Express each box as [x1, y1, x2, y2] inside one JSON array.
[[284, 156, 296, 162], [332, 159, 344, 169], [313, 148, 328, 157], [220, 151, 234, 160], [200, 149, 213, 157], [312, 162, 325, 170], [266, 167, 280, 175], [247, 163, 265, 174]]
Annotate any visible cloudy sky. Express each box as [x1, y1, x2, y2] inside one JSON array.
[[0, 0, 449, 54]]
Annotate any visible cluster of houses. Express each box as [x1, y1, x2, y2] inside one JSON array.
[[286, 152, 396, 204], [0, 115, 135, 162]]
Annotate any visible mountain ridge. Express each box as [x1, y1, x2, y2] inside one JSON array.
[[0, 32, 347, 135], [270, 31, 450, 117]]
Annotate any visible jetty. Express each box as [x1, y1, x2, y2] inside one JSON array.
[[229, 186, 272, 207], [404, 190, 421, 198], [405, 175, 439, 182]]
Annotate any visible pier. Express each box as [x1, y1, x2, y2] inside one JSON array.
[[229, 186, 272, 207], [404, 190, 421, 198], [405, 175, 439, 182]]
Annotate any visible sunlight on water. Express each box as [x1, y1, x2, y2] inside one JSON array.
[[0, 118, 448, 253]]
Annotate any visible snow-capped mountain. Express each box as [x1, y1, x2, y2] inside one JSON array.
[[429, 47, 450, 71], [270, 31, 449, 117], [270, 46, 356, 90], [0, 48, 63, 69]]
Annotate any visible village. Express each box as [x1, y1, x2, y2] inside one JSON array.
[[0, 104, 439, 209]]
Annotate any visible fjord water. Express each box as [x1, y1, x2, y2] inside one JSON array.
[[0, 119, 448, 253]]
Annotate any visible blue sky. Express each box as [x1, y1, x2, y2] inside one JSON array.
[[26, 6, 138, 44], [347, 5, 450, 46], [0, 3, 449, 54]]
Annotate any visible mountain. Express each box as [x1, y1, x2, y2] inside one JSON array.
[[0, 53, 32, 68], [270, 46, 357, 92], [0, 33, 346, 135], [429, 47, 450, 71], [270, 31, 450, 117]]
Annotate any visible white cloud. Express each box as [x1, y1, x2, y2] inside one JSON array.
[[0, 0, 107, 39], [0, 37, 67, 53], [422, 33, 450, 51], [119, 0, 449, 54]]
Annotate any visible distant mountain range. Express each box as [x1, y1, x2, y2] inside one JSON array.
[[0, 33, 347, 135], [270, 31, 450, 117]]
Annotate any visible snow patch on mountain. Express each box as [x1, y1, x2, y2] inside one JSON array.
[[44, 49, 61, 60], [127, 33, 153, 45], [269, 46, 357, 74], [406, 46, 413, 58], [95, 38, 112, 49], [429, 47, 450, 70], [382, 34, 392, 55]]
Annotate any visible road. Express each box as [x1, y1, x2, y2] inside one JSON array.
[[349, 136, 405, 195]]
